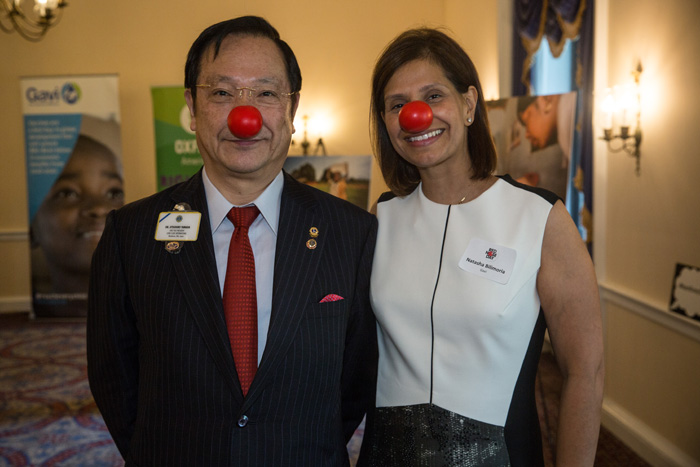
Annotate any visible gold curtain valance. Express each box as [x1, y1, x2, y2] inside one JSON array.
[[516, 0, 587, 90]]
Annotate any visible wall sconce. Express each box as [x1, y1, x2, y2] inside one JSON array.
[[0, 0, 67, 42], [293, 115, 327, 156], [600, 61, 643, 175]]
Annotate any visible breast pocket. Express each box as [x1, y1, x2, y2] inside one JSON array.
[[305, 298, 347, 319]]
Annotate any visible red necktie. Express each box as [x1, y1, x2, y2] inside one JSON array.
[[223, 206, 260, 396]]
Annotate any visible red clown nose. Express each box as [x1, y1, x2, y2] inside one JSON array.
[[227, 105, 263, 139], [398, 101, 433, 133]]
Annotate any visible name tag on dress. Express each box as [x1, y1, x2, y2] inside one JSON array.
[[154, 211, 201, 241], [458, 238, 516, 285]]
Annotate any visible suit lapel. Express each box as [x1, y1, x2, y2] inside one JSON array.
[[243, 173, 327, 408], [168, 172, 244, 402]]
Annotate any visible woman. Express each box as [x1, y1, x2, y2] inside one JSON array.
[[358, 28, 604, 466]]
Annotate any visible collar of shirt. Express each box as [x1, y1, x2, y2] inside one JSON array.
[[202, 168, 283, 236]]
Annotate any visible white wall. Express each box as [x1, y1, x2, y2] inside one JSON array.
[[594, 1, 700, 465]]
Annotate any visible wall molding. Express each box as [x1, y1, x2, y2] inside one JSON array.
[[0, 230, 30, 314], [0, 229, 29, 242], [600, 282, 700, 343], [0, 296, 31, 313], [602, 398, 699, 467]]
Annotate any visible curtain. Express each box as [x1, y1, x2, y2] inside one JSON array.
[[512, 0, 595, 251], [514, 0, 587, 91]]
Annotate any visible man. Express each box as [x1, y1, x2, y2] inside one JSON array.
[[87, 16, 377, 466]]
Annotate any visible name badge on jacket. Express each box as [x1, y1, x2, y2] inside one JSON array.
[[155, 211, 201, 241]]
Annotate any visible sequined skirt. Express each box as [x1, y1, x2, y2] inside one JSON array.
[[358, 403, 510, 467]]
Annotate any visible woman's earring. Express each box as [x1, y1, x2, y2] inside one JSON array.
[[467, 117, 473, 124]]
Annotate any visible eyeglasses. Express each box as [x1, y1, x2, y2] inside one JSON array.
[[195, 83, 296, 108]]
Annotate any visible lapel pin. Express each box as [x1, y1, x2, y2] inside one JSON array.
[[306, 238, 317, 250], [309, 227, 319, 238], [165, 241, 183, 254]]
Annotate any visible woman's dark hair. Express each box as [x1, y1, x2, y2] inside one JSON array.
[[370, 28, 497, 196], [185, 16, 301, 108]]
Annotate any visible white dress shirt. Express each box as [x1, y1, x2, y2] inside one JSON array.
[[202, 168, 283, 364]]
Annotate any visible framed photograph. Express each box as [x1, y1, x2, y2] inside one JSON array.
[[283, 155, 373, 210], [669, 263, 700, 322]]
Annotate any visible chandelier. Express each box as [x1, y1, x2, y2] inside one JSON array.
[[0, 0, 67, 41]]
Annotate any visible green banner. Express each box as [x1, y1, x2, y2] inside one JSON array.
[[151, 86, 202, 191]]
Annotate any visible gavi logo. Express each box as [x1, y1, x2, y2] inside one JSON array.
[[61, 82, 81, 104], [25, 82, 81, 106]]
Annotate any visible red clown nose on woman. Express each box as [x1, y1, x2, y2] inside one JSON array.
[[398, 100, 433, 133]]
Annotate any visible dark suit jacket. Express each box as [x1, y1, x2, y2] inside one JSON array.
[[87, 171, 378, 466]]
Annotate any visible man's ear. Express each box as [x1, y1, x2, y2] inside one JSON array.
[[291, 93, 301, 134], [184, 88, 197, 132]]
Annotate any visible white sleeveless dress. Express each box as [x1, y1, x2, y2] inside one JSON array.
[[359, 175, 558, 466]]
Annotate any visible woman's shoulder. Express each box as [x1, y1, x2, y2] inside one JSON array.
[[496, 174, 561, 206], [377, 191, 398, 204]]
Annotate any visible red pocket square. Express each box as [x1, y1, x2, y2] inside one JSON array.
[[319, 294, 344, 303]]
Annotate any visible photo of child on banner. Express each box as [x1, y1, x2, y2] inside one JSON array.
[[29, 115, 124, 318], [486, 92, 577, 201]]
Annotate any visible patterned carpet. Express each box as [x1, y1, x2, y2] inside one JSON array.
[[0, 319, 123, 466], [0, 313, 649, 466]]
